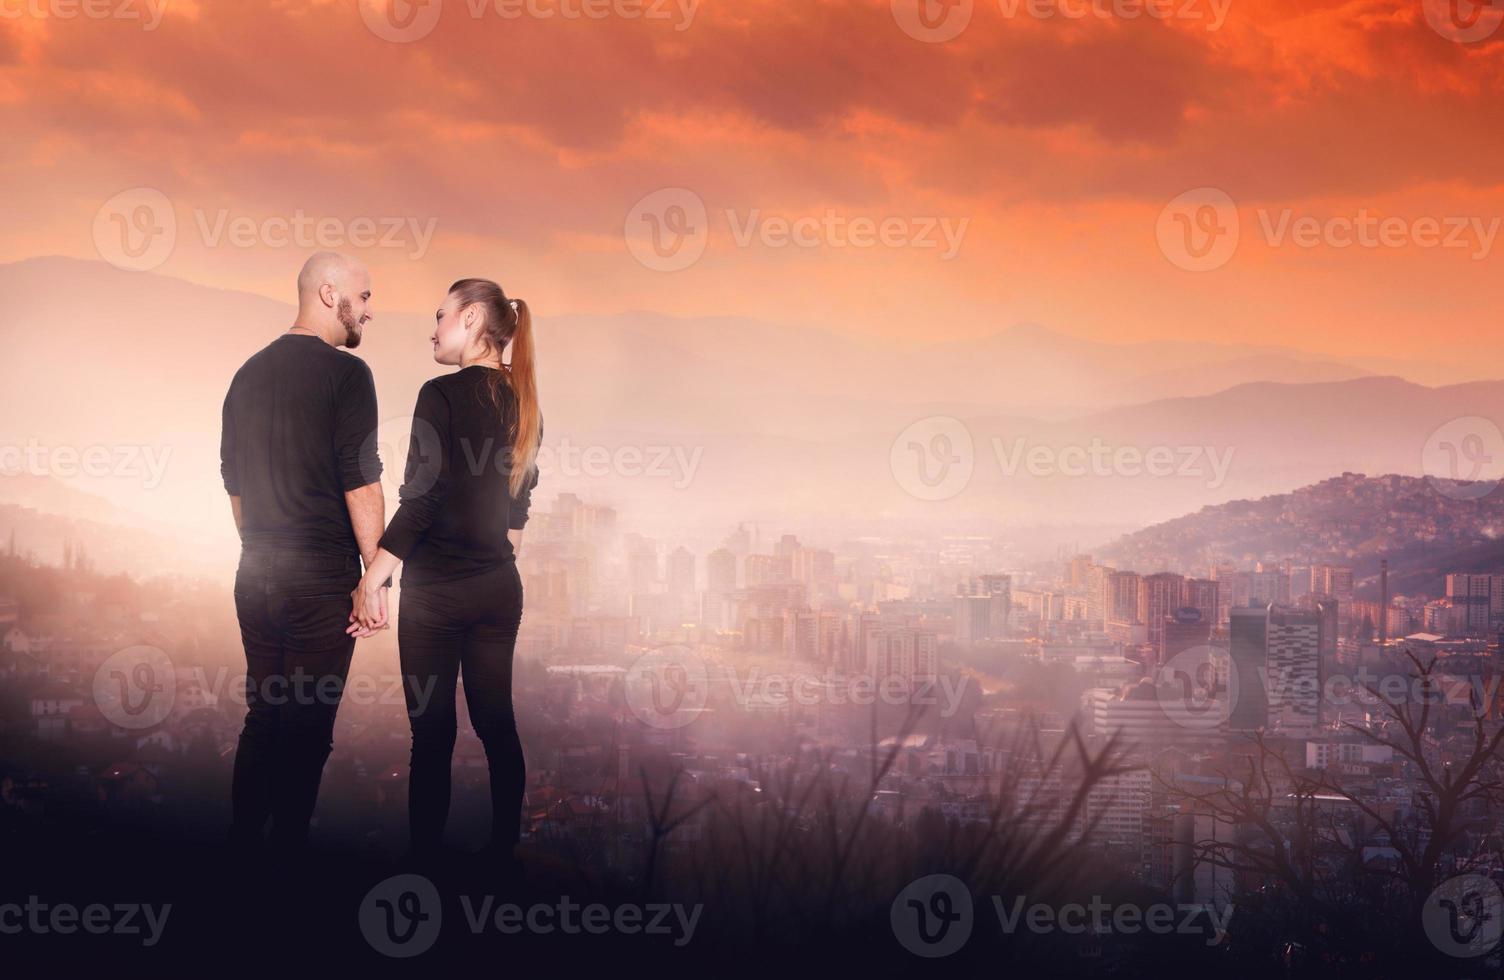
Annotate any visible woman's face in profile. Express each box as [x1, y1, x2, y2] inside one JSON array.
[[431, 292, 472, 365]]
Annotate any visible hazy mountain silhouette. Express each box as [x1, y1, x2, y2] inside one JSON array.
[[1099, 473, 1504, 601], [2, 257, 1500, 555]]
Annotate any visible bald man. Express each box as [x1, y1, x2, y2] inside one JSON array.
[[219, 251, 389, 855]]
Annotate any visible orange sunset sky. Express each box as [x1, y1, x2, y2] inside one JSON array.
[[2, 0, 1504, 367]]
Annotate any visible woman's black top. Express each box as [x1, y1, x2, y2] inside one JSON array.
[[379, 365, 540, 586]]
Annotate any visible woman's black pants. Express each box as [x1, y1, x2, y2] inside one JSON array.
[[398, 561, 525, 855]]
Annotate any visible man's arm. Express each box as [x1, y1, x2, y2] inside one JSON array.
[[345, 482, 385, 569], [345, 481, 389, 631], [221, 384, 242, 534], [335, 360, 388, 631]]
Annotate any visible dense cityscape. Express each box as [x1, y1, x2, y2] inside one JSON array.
[[2, 472, 1502, 973]]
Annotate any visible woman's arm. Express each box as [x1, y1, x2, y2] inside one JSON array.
[[348, 381, 453, 635], [505, 416, 541, 558], [349, 546, 401, 635]]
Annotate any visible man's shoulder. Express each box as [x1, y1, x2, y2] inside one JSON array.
[[229, 336, 372, 392], [329, 346, 374, 380]]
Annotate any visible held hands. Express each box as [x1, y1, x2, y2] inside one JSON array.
[[347, 580, 390, 638]]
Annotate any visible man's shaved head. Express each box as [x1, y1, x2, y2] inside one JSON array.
[[297, 251, 361, 303], [293, 251, 373, 349]]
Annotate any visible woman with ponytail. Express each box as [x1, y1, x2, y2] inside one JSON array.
[[349, 278, 541, 877]]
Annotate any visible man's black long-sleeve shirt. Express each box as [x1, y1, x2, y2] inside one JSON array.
[[220, 333, 383, 557], [379, 365, 540, 586]]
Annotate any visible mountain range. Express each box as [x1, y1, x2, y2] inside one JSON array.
[[3, 257, 1504, 557], [1101, 473, 1504, 601]]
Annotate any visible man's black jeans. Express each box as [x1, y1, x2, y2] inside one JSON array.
[[230, 548, 360, 851], [399, 560, 526, 857]]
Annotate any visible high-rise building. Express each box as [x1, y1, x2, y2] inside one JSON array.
[[1086, 565, 1109, 627], [1183, 579, 1220, 629], [1160, 607, 1211, 672], [1250, 565, 1289, 607], [706, 548, 737, 593], [977, 574, 1012, 633], [776, 608, 843, 663], [955, 575, 1011, 641], [724, 522, 755, 558], [1139, 573, 1186, 650], [1107, 570, 1141, 627], [745, 554, 777, 587], [792, 548, 836, 589], [1266, 606, 1321, 734], [1314, 565, 1354, 634], [1446, 573, 1493, 635], [867, 627, 939, 687], [1228, 606, 1269, 731]]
